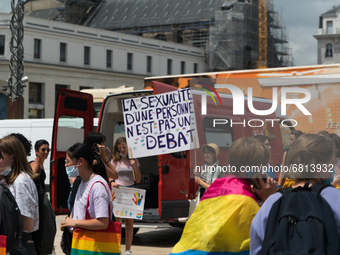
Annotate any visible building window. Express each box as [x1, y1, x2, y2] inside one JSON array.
[[29, 83, 42, 103], [326, 43, 333, 58], [327, 21, 333, 34], [147, 56, 152, 73], [84, 46, 90, 65], [127, 53, 133, 71], [0, 35, 4, 56], [181, 61, 186, 74], [29, 82, 43, 118], [194, 63, 198, 73], [60, 43, 66, 62], [34, 39, 41, 59], [167, 59, 172, 75], [106, 50, 112, 68]]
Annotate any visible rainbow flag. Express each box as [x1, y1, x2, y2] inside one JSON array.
[[71, 222, 121, 255], [171, 177, 259, 255], [0, 235, 6, 255]]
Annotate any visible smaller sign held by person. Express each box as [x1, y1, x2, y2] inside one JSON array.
[[112, 187, 146, 220], [122, 88, 199, 158]]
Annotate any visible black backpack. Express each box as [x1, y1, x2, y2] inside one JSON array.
[[31, 184, 57, 255], [0, 183, 23, 252], [260, 183, 340, 255]]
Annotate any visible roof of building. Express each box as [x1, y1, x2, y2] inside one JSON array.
[[27, 8, 59, 20], [321, 5, 340, 16], [88, 0, 226, 30]]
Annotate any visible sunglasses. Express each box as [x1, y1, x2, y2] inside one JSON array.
[[41, 148, 51, 152]]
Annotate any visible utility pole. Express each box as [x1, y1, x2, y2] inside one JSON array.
[[4, 0, 26, 102], [2, 0, 26, 118]]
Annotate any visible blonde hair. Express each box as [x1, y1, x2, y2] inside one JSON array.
[[112, 137, 129, 162], [0, 135, 38, 184], [227, 137, 270, 173], [285, 134, 334, 181]]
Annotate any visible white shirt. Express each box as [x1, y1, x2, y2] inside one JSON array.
[[6, 172, 39, 233], [72, 175, 113, 221]]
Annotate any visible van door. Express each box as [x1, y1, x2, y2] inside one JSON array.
[[51, 89, 94, 213], [157, 153, 190, 219], [99, 91, 190, 220]]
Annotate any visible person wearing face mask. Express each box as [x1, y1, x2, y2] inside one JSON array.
[[0, 135, 39, 255], [110, 137, 141, 255], [60, 143, 112, 245], [30, 140, 49, 192]]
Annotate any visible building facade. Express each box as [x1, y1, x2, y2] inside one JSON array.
[[314, 5, 340, 64], [25, 0, 294, 71], [0, 14, 205, 119]]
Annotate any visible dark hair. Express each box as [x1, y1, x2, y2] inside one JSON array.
[[10, 133, 32, 156], [290, 130, 304, 139], [34, 139, 49, 151], [67, 143, 109, 183], [254, 135, 270, 144], [84, 132, 106, 151], [317, 130, 330, 137], [329, 133, 340, 158], [286, 134, 334, 180]]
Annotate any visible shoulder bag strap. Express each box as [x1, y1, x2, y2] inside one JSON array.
[[85, 180, 111, 220]]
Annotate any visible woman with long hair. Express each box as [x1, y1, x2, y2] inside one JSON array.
[[171, 137, 276, 255], [0, 135, 39, 255], [30, 139, 49, 191], [60, 143, 112, 231], [251, 134, 340, 255], [83, 131, 118, 180], [111, 137, 141, 255]]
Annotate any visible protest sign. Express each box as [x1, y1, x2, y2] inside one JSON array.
[[122, 88, 199, 158], [112, 187, 146, 220]]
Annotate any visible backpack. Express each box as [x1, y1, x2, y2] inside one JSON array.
[[31, 184, 57, 255], [260, 183, 340, 255], [0, 183, 23, 252]]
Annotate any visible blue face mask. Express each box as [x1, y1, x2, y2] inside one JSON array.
[[65, 165, 79, 178], [119, 153, 128, 157], [1, 165, 12, 176]]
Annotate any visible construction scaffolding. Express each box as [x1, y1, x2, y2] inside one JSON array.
[[55, 0, 102, 24], [25, 0, 294, 70]]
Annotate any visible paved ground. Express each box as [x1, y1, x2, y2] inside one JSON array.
[[54, 215, 183, 255]]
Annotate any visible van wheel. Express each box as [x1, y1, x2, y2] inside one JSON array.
[[121, 228, 140, 236]]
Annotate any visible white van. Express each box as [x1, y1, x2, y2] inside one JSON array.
[[0, 118, 98, 192]]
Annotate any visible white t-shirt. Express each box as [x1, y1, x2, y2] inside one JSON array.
[[6, 172, 39, 233], [72, 175, 113, 220]]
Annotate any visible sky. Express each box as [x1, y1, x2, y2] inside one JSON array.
[[273, 0, 340, 66], [1, 0, 340, 67]]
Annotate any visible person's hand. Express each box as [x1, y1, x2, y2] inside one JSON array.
[[96, 144, 109, 162], [60, 218, 76, 230], [195, 176, 202, 185], [111, 182, 120, 189], [253, 178, 276, 203], [130, 159, 136, 166]]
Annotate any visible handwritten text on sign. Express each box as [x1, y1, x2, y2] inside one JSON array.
[[112, 187, 146, 220], [122, 88, 199, 158]]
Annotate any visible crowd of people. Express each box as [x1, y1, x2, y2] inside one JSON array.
[[0, 132, 141, 255], [172, 130, 340, 255], [2, 128, 340, 255]]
